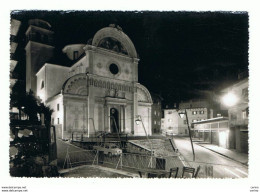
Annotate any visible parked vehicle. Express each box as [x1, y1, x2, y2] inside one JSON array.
[[93, 143, 122, 156]]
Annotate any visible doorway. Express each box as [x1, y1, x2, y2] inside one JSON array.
[[110, 108, 119, 133], [219, 131, 228, 148]]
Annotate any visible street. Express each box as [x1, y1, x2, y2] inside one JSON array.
[[172, 136, 248, 178]]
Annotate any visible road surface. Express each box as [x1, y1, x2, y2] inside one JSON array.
[[172, 136, 248, 178]]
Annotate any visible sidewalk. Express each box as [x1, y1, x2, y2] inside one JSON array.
[[195, 142, 248, 166], [59, 165, 136, 178]]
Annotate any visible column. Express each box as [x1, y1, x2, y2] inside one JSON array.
[[120, 105, 125, 133], [104, 104, 107, 132], [104, 104, 110, 132], [132, 58, 139, 82], [62, 103, 67, 140], [132, 84, 137, 134]]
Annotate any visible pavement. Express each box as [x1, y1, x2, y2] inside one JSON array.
[[173, 136, 248, 178], [180, 137, 248, 166], [59, 165, 135, 178], [194, 142, 248, 166]]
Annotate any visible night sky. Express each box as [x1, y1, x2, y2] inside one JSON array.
[[11, 11, 249, 107]]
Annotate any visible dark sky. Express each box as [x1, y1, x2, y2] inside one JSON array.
[[11, 11, 249, 107]]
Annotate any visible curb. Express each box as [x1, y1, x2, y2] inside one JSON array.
[[195, 143, 248, 167]]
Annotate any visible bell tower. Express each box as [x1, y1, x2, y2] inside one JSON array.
[[25, 19, 55, 94]]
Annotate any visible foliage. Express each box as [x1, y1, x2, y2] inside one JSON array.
[[10, 81, 57, 177], [10, 81, 53, 123]]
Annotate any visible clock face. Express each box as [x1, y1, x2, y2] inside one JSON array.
[[109, 63, 119, 75]]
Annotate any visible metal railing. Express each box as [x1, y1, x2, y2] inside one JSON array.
[[63, 148, 97, 169], [63, 147, 248, 178]]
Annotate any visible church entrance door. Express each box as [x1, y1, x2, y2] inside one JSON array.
[[110, 108, 120, 133]]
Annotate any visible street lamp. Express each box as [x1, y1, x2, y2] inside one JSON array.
[[135, 115, 152, 150], [135, 115, 154, 167], [178, 109, 195, 161], [222, 92, 239, 107]]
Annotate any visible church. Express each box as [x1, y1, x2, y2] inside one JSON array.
[[25, 19, 153, 139]]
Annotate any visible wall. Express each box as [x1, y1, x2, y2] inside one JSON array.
[[151, 101, 162, 134], [224, 78, 248, 153], [62, 44, 86, 60], [47, 94, 64, 137], [64, 99, 88, 138], [163, 109, 178, 129], [68, 57, 89, 78], [37, 64, 70, 102], [46, 64, 70, 99], [161, 109, 188, 136], [91, 49, 136, 82], [125, 105, 133, 134], [193, 119, 230, 149], [25, 41, 55, 94], [183, 108, 208, 126], [136, 105, 152, 136], [36, 66, 46, 102], [239, 131, 248, 153]]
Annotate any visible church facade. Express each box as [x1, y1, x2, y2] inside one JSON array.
[[26, 19, 153, 139]]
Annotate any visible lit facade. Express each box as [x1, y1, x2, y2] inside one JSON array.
[[193, 77, 248, 153], [179, 100, 212, 125], [25, 20, 153, 139], [160, 100, 214, 136], [193, 117, 230, 148], [161, 109, 184, 135], [221, 77, 248, 153]]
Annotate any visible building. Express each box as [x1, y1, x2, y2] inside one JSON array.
[[221, 77, 248, 153], [161, 100, 214, 136], [151, 93, 163, 134], [161, 109, 185, 136], [179, 99, 213, 124], [25, 20, 153, 139], [10, 19, 21, 92], [193, 76, 248, 153], [10, 19, 25, 120], [178, 99, 214, 134], [192, 117, 230, 148]]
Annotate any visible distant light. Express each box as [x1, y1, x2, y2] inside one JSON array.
[[178, 112, 185, 119], [222, 92, 238, 107], [135, 116, 141, 125]]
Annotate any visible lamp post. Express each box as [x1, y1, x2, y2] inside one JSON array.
[[178, 109, 195, 161], [135, 115, 154, 167]]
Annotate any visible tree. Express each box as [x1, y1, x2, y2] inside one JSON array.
[[10, 81, 53, 123]]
